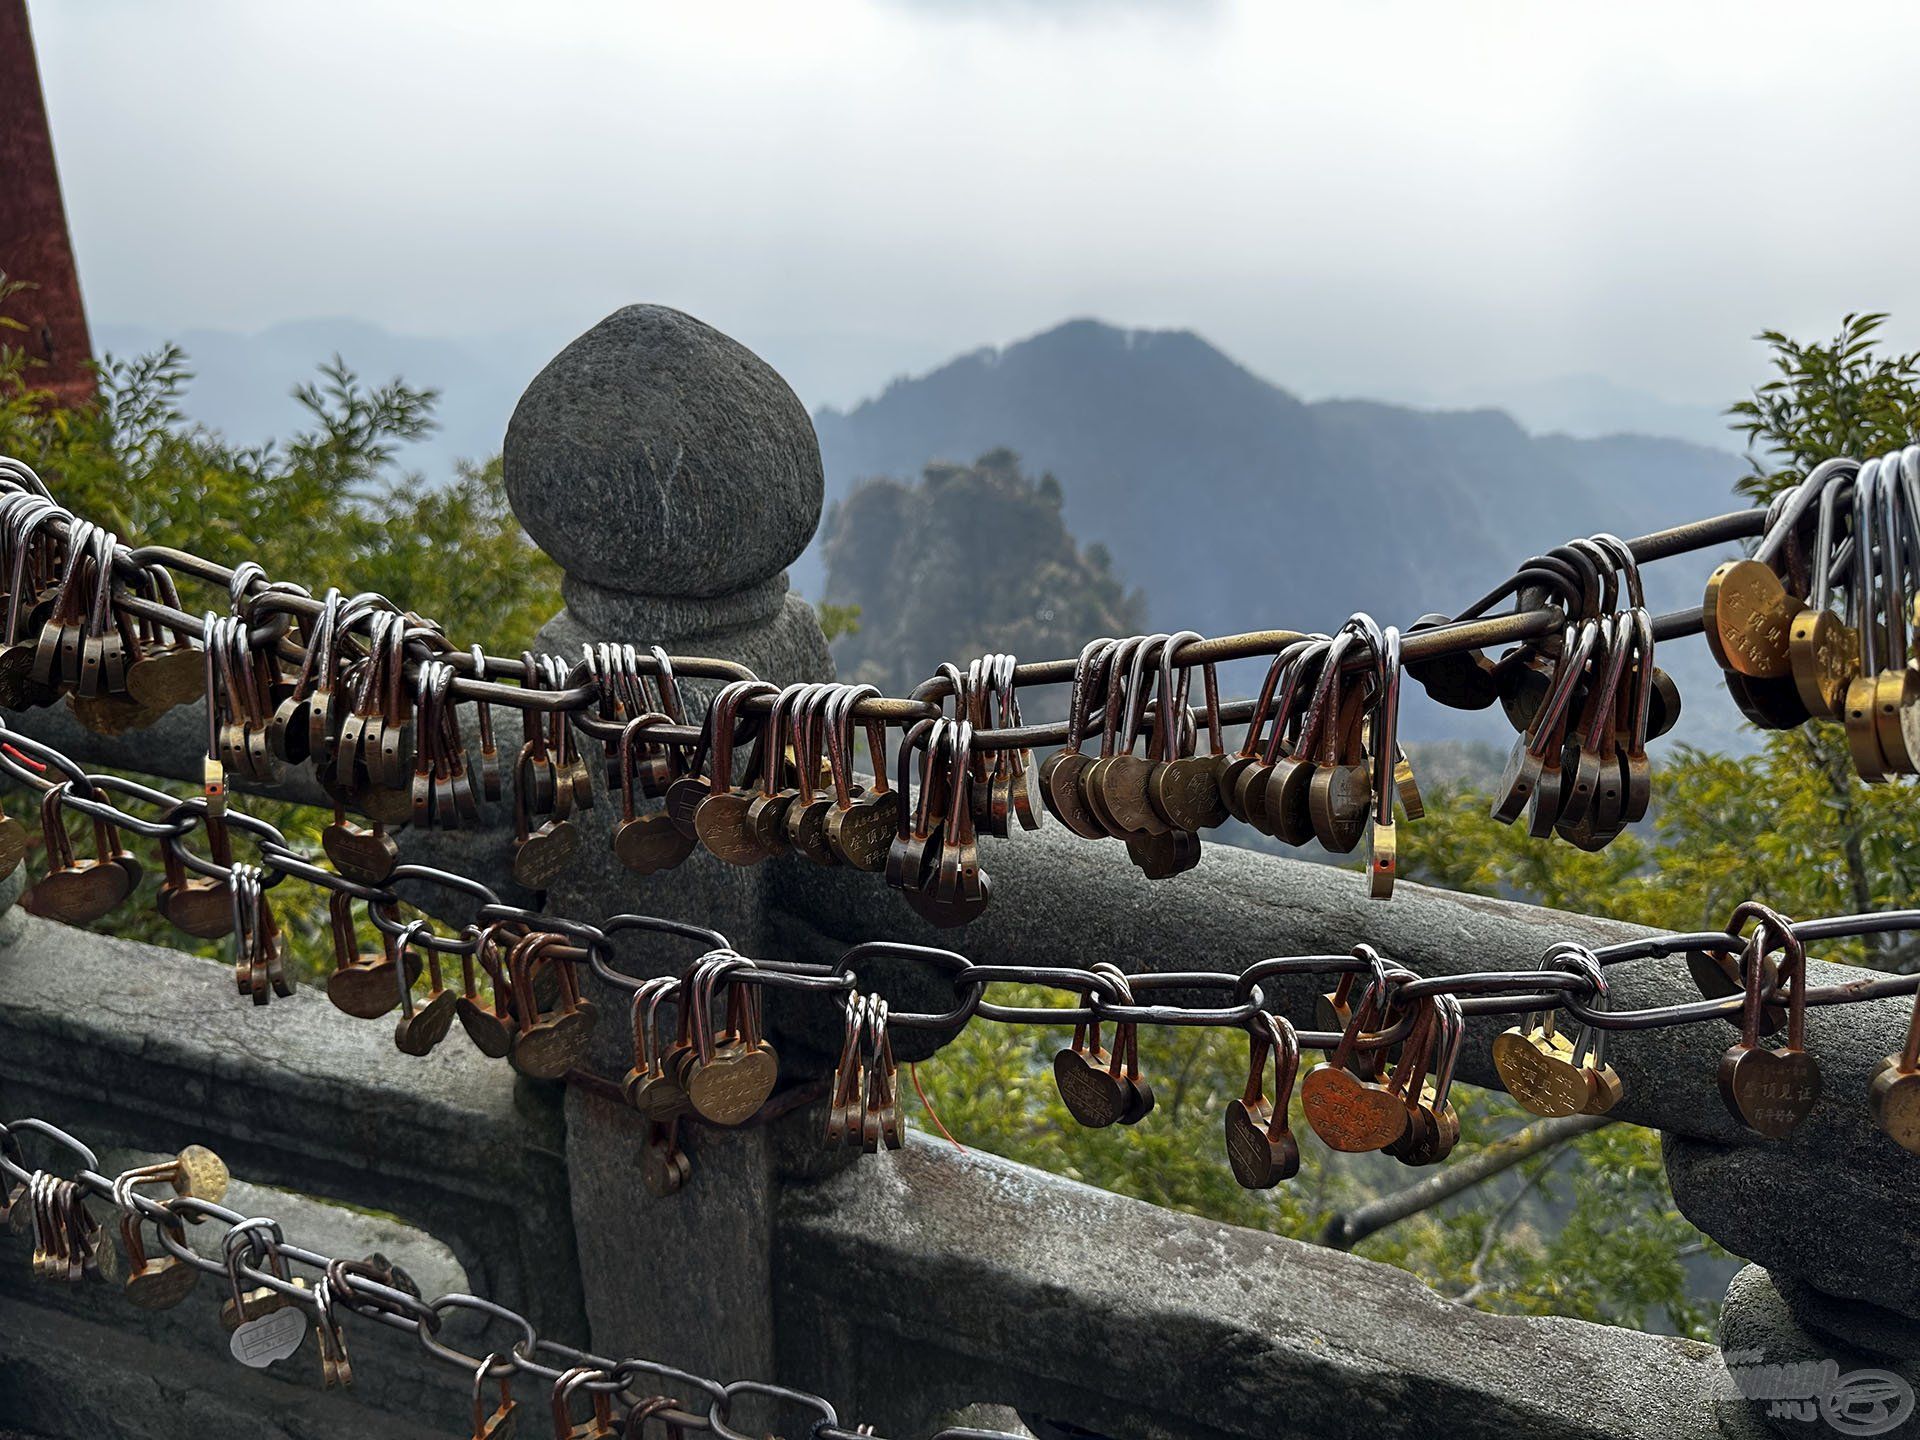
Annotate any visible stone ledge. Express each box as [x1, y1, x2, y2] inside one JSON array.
[[767, 815, 1920, 1321], [0, 1290, 457, 1440], [0, 913, 583, 1339], [0, 1146, 472, 1424], [776, 1132, 1761, 1440]]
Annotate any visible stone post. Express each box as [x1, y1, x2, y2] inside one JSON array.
[[500, 304, 833, 1380]]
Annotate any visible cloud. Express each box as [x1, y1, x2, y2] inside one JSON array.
[[881, 0, 1223, 20], [27, 0, 1920, 419]]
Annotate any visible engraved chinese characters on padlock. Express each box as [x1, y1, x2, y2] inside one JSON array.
[[1717, 908, 1822, 1139], [1301, 954, 1412, 1153], [1704, 555, 1798, 679], [221, 1220, 308, 1367], [507, 933, 598, 1081], [231, 1306, 307, 1369], [1491, 1009, 1590, 1118], [683, 956, 779, 1126], [322, 804, 400, 888]]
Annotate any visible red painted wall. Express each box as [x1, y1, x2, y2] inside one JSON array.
[[0, 0, 94, 407]]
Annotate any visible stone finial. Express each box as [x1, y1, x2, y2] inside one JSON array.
[[504, 305, 824, 599]]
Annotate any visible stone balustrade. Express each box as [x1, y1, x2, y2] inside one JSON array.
[[2, 304, 1914, 1439]]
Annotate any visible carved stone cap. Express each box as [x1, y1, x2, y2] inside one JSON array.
[[504, 305, 824, 599]]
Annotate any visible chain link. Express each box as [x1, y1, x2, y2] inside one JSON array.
[[0, 1114, 1013, 1440], [6, 710, 1920, 1056], [0, 460, 1763, 753], [1, 459, 1915, 1165]]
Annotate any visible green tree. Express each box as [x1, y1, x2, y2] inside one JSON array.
[[1, 343, 559, 642], [0, 306, 563, 962]]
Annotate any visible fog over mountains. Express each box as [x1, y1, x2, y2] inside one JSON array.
[[810, 319, 1742, 608], [811, 319, 1750, 749]]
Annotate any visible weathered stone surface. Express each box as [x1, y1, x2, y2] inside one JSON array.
[[1718, 1265, 1920, 1439], [0, 1146, 474, 1421], [767, 816, 1920, 1322], [561, 1089, 784, 1383], [0, 862, 24, 947], [523, 558, 833, 1385], [504, 304, 824, 597], [1666, 1113, 1920, 1322], [1771, 1272, 1920, 1363], [776, 1131, 1756, 1440], [0, 915, 580, 1339], [0, 1293, 454, 1440]]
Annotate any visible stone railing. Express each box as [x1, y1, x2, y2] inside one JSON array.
[[2, 304, 1915, 1440]]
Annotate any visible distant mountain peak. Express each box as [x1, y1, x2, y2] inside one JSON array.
[[803, 317, 1745, 750], [986, 316, 1255, 377], [820, 316, 1272, 426]]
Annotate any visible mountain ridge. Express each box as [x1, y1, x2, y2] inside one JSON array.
[[811, 317, 1748, 748]]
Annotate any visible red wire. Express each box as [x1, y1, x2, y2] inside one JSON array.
[[910, 1062, 965, 1153], [3, 745, 45, 771]]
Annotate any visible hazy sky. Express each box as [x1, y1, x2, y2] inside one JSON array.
[[30, 0, 1920, 416]]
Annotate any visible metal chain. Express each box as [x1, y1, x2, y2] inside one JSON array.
[[5, 712, 1919, 1072], [0, 457, 1766, 752], [0, 454, 1809, 926], [0, 457, 1912, 1156], [0, 1114, 1010, 1440]]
